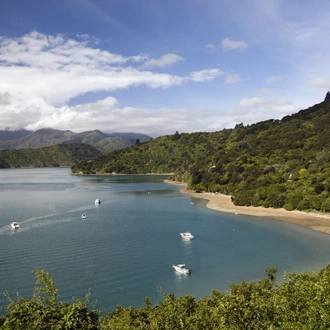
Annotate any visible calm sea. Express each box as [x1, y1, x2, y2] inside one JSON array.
[[1, 167, 330, 315]]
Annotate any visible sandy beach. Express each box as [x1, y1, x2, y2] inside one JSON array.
[[165, 180, 330, 235]]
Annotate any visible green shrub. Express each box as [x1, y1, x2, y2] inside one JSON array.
[[1, 269, 99, 330]]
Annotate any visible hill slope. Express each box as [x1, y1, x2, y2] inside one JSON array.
[[0, 143, 102, 168], [0, 129, 151, 152], [72, 98, 330, 212], [0, 129, 31, 141]]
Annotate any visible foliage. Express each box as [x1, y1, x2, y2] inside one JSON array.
[[1, 269, 99, 330], [72, 98, 330, 213], [0, 143, 102, 168], [3, 266, 330, 329], [325, 91, 330, 101], [98, 266, 330, 329]]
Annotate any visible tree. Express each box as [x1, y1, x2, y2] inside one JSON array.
[[324, 91, 330, 101], [173, 131, 181, 141], [1, 269, 100, 330]]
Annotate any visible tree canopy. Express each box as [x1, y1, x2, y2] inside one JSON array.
[[3, 266, 330, 329], [1, 269, 99, 330]]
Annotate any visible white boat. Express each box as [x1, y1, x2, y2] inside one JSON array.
[[81, 214, 87, 219], [172, 264, 192, 274], [180, 232, 194, 240], [10, 222, 20, 229], [95, 199, 101, 205]]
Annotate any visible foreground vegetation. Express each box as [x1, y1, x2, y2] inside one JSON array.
[[0, 270, 99, 330], [72, 97, 330, 213], [2, 266, 330, 329]]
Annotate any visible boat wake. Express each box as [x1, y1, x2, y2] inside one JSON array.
[[0, 205, 96, 235]]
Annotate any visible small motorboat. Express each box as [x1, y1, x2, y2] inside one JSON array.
[[172, 264, 192, 274], [10, 222, 20, 230], [95, 199, 101, 205], [81, 214, 87, 219], [180, 232, 194, 240]]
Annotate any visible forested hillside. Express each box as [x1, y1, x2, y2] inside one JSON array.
[[0, 143, 102, 168], [72, 97, 330, 213]]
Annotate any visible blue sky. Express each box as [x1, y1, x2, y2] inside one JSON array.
[[0, 0, 329, 137]]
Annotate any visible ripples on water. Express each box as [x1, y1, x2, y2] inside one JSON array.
[[1, 168, 330, 315]]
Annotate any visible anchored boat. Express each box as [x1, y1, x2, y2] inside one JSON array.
[[180, 232, 194, 240], [172, 264, 192, 274]]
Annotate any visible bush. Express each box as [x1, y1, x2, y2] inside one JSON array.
[[193, 183, 207, 193], [1, 269, 99, 330], [284, 202, 294, 211], [100, 266, 330, 329]]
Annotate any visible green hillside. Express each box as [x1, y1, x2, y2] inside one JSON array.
[[72, 98, 330, 213], [0, 143, 102, 168]]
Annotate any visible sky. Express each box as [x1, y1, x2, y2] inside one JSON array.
[[0, 0, 330, 137]]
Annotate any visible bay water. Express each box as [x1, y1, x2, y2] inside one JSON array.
[[1, 167, 330, 315]]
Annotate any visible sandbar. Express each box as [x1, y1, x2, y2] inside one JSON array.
[[165, 180, 330, 235]]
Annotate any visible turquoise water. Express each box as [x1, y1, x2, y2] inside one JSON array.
[[1, 167, 330, 315]]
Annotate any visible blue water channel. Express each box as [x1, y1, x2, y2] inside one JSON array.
[[1, 167, 330, 315]]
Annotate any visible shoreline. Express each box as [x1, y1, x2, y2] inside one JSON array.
[[165, 180, 330, 235]]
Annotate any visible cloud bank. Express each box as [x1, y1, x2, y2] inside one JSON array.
[[0, 31, 223, 135], [221, 38, 248, 51]]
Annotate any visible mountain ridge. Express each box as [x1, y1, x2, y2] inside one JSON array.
[[0, 128, 152, 152]]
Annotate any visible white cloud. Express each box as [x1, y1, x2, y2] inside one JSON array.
[[0, 31, 225, 135], [10, 95, 222, 136], [0, 88, 302, 137], [0, 31, 221, 106], [140, 54, 184, 69], [0, 31, 137, 69], [221, 38, 248, 51], [307, 77, 330, 89], [188, 69, 223, 82], [230, 95, 301, 127], [0, 93, 55, 130], [265, 75, 283, 83], [239, 97, 298, 118], [205, 43, 216, 51], [239, 97, 263, 108], [224, 73, 242, 84], [0, 92, 12, 105]]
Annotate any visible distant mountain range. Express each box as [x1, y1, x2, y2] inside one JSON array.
[[0, 128, 152, 152]]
